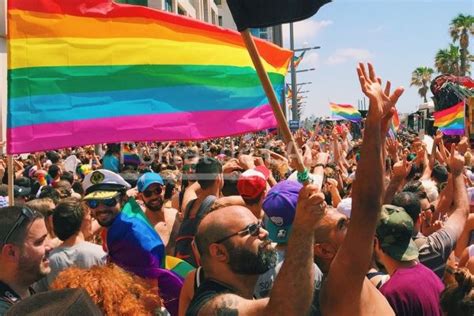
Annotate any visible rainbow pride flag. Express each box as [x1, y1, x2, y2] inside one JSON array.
[[433, 101, 465, 136], [330, 103, 362, 122], [7, 0, 292, 154], [107, 198, 182, 315], [293, 50, 306, 68], [388, 109, 400, 139]]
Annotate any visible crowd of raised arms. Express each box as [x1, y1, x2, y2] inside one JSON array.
[[0, 64, 472, 316]]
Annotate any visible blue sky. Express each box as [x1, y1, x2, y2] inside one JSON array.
[[282, 0, 473, 119]]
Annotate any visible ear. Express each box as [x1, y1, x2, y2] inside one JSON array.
[[208, 243, 228, 262], [1, 244, 19, 261], [314, 243, 335, 259]]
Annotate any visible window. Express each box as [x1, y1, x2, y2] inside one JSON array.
[[165, 0, 172, 12], [214, 0, 221, 5], [218, 16, 223, 26], [115, 0, 148, 5], [250, 28, 272, 41], [178, 5, 186, 15]]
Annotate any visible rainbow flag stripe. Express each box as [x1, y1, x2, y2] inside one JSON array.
[[330, 103, 362, 122], [7, 0, 292, 154], [433, 101, 464, 135]]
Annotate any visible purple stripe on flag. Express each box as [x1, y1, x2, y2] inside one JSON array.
[[7, 105, 277, 154]]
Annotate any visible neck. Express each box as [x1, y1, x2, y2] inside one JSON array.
[[206, 270, 259, 299], [62, 231, 85, 248], [201, 186, 220, 198], [145, 208, 165, 224], [0, 269, 31, 299], [382, 256, 417, 276]]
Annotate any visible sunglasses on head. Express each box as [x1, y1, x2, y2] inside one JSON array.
[[86, 197, 118, 209], [214, 222, 262, 244], [143, 186, 163, 198], [2, 207, 40, 245]]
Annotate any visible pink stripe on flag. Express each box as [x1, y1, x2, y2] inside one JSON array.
[[7, 105, 277, 153]]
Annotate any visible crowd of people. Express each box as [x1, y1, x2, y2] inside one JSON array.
[[0, 63, 473, 315]]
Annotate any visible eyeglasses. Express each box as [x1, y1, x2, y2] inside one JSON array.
[[86, 198, 118, 209], [2, 207, 39, 245], [143, 186, 163, 198], [214, 222, 262, 244]]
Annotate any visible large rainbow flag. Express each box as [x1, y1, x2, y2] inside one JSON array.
[[330, 103, 362, 122], [7, 0, 292, 154], [433, 101, 465, 135]]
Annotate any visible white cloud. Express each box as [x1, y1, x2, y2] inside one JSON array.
[[326, 48, 374, 65], [283, 20, 333, 44]]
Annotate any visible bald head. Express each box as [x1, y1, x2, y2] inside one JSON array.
[[195, 205, 256, 258]]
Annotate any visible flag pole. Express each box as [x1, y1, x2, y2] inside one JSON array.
[[7, 155, 14, 206], [240, 30, 306, 173]]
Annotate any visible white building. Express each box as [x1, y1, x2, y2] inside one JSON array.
[[133, 0, 220, 25]]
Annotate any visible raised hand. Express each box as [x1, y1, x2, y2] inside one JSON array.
[[448, 144, 465, 176], [357, 63, 404, 136], [294, 184, 326, 230]]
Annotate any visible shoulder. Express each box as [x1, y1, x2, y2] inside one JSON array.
[[197, 293, 266, 316]]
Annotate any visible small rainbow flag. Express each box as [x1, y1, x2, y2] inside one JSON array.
[[123, 144, 141, 166], [330, 103, 362, 122], [388, 109, 400, 139], [433, 101, 465, 135], [293, 50, 306, 68], [7, 0, 292, 154]]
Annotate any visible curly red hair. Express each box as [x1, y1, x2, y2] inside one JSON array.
[[51, 263, 162, 315]]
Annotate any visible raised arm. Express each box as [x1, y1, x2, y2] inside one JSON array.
[[322, 63, 404, 307], [443, 144, 469, 241]]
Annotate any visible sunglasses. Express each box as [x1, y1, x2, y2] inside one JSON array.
[[214, 222, 262, 244], [143, 186, 163, 198], [86, 198, 118, 209], [2, 207, 40, 245]]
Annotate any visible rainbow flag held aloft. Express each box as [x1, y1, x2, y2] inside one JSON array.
[[7, 0, 292, 154], [330, 103, 362, 122], [433, 101, 465, 136], [123, 144, 141, 166], [293, 50, 306, 68]]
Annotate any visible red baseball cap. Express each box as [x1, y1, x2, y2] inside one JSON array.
[[237, 166, 270, 199]]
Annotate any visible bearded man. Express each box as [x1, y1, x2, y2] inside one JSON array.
[[137, 172, 181, 255]]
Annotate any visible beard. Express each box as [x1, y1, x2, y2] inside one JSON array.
[[18, 251, 50, 284], [144, 197, 164, 212], [226, 240, 277, 275]]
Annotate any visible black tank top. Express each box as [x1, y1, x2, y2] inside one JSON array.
[[186, 279, 235, 316]]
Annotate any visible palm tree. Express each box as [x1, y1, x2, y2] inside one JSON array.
[[449, 14, 474, 76], [435, 44, 461, 75], [410, 67, 434, 103]]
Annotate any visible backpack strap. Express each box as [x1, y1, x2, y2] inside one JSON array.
[[195, 195, 217, 220], [183, 198, 197, 220]]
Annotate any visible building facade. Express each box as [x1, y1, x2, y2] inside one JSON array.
[[117, 0, 219, 25]]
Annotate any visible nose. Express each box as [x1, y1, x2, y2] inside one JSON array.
[[259, 227, 269, 240]]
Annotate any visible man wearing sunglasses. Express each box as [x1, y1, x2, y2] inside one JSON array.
[[82, 169, 132, 228], [0, 206, 51, 314], [137, 172, 181, 255], [186, 184, 326, 316]]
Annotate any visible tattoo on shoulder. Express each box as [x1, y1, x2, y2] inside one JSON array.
[[214, 295, 239, 316]]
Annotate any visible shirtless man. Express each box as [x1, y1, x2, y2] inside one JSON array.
[[319, 63, 404, 315], [137, 172, 181, 255]]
